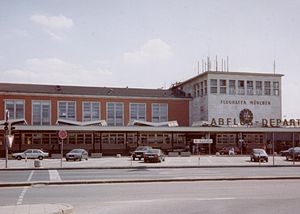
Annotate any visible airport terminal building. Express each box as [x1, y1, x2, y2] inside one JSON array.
[[1, 71, 299, 156]]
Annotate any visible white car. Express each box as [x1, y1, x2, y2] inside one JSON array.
[[12, 149, 49, 160]]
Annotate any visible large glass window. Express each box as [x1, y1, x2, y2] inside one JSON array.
[[210, 79, 218, 94], [264, 81, 271, 95], [219, 79, 227, 94], [193, 83, 200, 97], [247, 81, 254, 95], [273, 81, 280, 96], [58, 101, 76, 120], [5, 100, 24, 119], [152, 103, 168, 122], [130, 103, 146, 121], [83, 102, 100, 121], [229, 80, 236, 95], [32, 101, 51, 125], [107, 102, 124, 126], [200, 81, 203, 96], [238, 80, 245, 95], [255, 81, 262, 95]]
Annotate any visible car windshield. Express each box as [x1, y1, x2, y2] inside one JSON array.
[[253, 149, 266, 155], [70, 149, 82, 153], [136, 147, 149, 151], [147, 149, 160, 154]]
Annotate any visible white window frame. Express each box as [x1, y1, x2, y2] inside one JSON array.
[[4, 99, 25, 120], [31, 100, 51, 125], [273, 81, 280, 96], [210, 79, 218, 94], [129, 103, 146, 122], [151, 103, 168, 122], [82, 102, 101, 121], [106, 102, 124, 126], [57, 101, 76, 121]]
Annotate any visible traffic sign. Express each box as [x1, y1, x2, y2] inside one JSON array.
[[58, 130, 68, 140], [7, 135, 14, 148], [193, 139, 213, 144]]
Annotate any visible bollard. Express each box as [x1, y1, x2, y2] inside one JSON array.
[[34, 160, 41, 168]]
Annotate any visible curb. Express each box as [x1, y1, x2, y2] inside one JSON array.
[[1, 176, 300, 188]]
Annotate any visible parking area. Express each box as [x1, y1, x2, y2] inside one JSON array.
[[0, 155, 299, 169]]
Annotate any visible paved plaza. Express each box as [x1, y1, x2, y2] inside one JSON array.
[[0, 155, 298, 169]]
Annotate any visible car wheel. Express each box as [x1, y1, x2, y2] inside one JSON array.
[[79, 158, 82, 161], [133, 157, 135, 161], [38, 156, 43, 160], [66, 158, 69, 161], [86, 158, 88, 160], [139, 157, 141, 160], [17, 156, 22, 160]]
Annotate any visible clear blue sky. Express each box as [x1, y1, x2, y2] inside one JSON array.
[[1, 0, 300, 118]]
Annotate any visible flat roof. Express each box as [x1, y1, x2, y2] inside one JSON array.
[[172, 71, 284, 88], [0, 82, 189, 99]]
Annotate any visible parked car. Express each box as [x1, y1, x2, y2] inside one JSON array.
[[12, 149, 49, 160], [286, 147, 300, 161], [132, 146, 152, 160], [250, 149, 268, 162], [66, 149, 88, 161], [280, 147, 300, 157], [144, 149, 165, 163], [218, 146, 240, 155]]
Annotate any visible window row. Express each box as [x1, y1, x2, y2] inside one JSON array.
[[193, 80, 208, 97], [4, 100, 168, 126], [209, 79, 280, 96], [18, 132, 186, 145]]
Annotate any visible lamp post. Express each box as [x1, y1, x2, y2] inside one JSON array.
[[4, 110, 9, 168]]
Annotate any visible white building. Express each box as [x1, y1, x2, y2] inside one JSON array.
[[174, 71, 283, 127]]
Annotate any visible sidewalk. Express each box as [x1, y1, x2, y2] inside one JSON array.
[[0, 155, 298, 170], [0, 203, 73, 214]]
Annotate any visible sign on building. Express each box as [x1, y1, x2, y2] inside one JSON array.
[[193, 139, 213, 144]]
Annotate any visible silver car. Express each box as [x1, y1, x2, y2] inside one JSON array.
[[66, 149, 89, 161], [12, 149, 49, 160]]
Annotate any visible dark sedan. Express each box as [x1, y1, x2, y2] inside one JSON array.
[[280, 147, 300, 157], [250, 149, 268, 162], [132, 146, 152, 160], [66, 149, 88, 161], [144, 149, 165, 163], [286, 147, 300, 161]]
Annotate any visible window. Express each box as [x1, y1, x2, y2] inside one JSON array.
[[273, 81, 280, 96], [210, 79, 218, 94], [264, 81, 271, 95], [229, 80, 236, 95], [130, 103, 146, 121], [83, 102, 100, 121], [58, 101, 76, 120], [219, 79, 227, 94], [32, 101, 51, 125], [152, 103, 168, 122], [255, 81, 262, 95], [200, 81, 203, 96], [247, 81, 254, 95], [204, 80, 207, 95], [107, 102, 124, 126], [5, 100, 25, 119], [238, 80, 245, 95], [193, 83, 200, 97]]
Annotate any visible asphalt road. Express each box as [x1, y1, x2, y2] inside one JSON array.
[[1, 180, 299, 214], [1, 167, 300, 186]]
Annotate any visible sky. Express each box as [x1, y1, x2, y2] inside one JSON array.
[[1, 0, 300, 118]]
